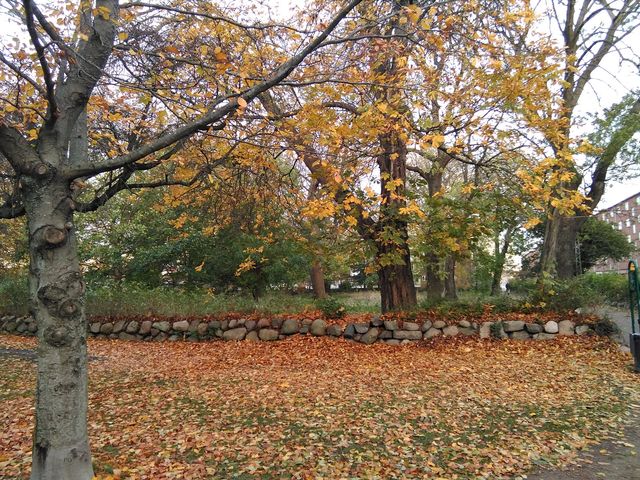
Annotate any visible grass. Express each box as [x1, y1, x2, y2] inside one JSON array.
[[1, 334, 638, 479]]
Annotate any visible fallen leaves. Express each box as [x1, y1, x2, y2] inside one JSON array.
[[0, 334, 638, 479]]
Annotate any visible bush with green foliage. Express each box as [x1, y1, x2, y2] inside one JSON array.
[[315, 296, 347, 319], [0, 275, 29, 316], [578, 217, 635, 272]]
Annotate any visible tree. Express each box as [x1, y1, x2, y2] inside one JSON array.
[[577, 216, 635, 272], [0, 0, 363, 477], [535, 0, 640, 280]]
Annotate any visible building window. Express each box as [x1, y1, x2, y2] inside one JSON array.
[[619, 222, 623, 229], [626, 219, 631, 227]]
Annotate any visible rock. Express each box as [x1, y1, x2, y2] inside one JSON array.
[[510, 330, 531, 340], [223, 327, 247, 341], [343, 323, 356, 338], [188, 320, 201, 332], [360, 328, 379, 345], [246, 331, 259, 342], [300, 324, 309, 334], [16, 323, 27, 333], [458, 320, 471, 328], [424, 328, 441, 339], [576, 325, 593, 336], [139, 320, 153, 335], [215, 329, 223, 338], [503, 320, 525, 332], [327, 324, 343, 337], [27, 322, 38, 333], [479, 322, 492, 339], [108, 333, 118, 340], [154, 332, 168, 342], [400, 339, 413, 345], [100, 323, 114, 334], [403, 322, 420, 331], [525, 323, 543, 334], [302, 318, 313, 326], [533, 333, 556, 341], [150, 328, 159, 337], [443, 325, 459, 337], [544, 321, 559, 334], [118, 332, 137, 341], [258, 329, 279, 341], [197, 323, 208, 337], [281, 319, 300, 335], [173, 320, 190, 332], [394, 330, 422, 340], [221, 320, 229, 330], [153, 321, 171, 333], [272, 318, 284, 329], [245, 320, 257, 331], [384, 320, 398, 331], [421, 321, 433, 332], [310, 319, 327, 336], [385, 339, 401, 346], [113, 320, 126, 334], [90, 322, 101, 334], [125, 321, 139, 334], [433, 320, 446, 329], [355, 323, 369, 334], [459, 327, 476, 336], [379, 330, 393, 339], [354, 334, 362, 342], [168, 335, 179, 341], [371, 315, 383, 327], [229, 319, 239, 329], [558, 320, 575, 336], [237, 318, 246, 326], [257, 318, 271, 329], [209, 320, 221, 330]]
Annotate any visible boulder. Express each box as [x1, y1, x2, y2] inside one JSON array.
[[228, 319, 238, 329], [385, 339, 401, 346], [403, 322, 420, 331], [258, 329, 279, 341], [360, 328, 379, 345], [196, 322, 209, 337], [153, 321, 171, 333], [510, 330, 531, 340], [424, 327, 441, 339], [327, 324, 343, 337], [154, 332, 168, 342], [100, 323, 114, 335], [245, 331, 259, 342], [458, 320, 471, 328], [168, 335, 179, 342], [343, 323, 356, 338], [209, 320, 221, 330], [443, 325, 459, 337], [355, 323, 369, 334], [503, 321, 525, 333], [544, 321, 559, 334], [245, 320, 257, 331], [433, 320, 446, 329], [421, 321, 433, 332], [272, 318, 284, 329], [90, 322, 101, 334], [310, 319, 327, 336], [576, 325, 593, 336], [459, 327, 476, 336], [558, 320, 575, 336], [118, 332, 137, 341], [257, 318, 271, 329], [525, 323, 543, 334], [221, 320, 229, 330], [125, 321, 139, 334], [139, 320, 153, 335], [371, 316, 383, 327], [379, 330, 393, 339], [383, 320, 398, 331], [173, 320, 190, 332], [394, 330, 422, 340], [479, 322, 492, 339], [113, 320, 126, 334], [281, 319, 300, 335], [533, 333, 557, 341], [223, 327, 247, 341]]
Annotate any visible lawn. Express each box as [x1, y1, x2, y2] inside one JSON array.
[[0, 334, 638, 479]]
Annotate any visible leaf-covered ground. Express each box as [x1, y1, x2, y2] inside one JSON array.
[[0, 335, 638, 479]]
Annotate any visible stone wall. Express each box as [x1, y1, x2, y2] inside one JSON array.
[[0, 314, 595, 344]]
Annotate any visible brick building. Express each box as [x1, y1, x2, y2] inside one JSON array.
[[593, 191, 640, 273]]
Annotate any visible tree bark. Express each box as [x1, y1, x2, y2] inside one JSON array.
[[424, 252, 444, 300], [443, 256, 457, 300], [310, 260, 327, 298], [490, 227, 514, 296], [555, 216, 587, 279], [378, 239, 417, 313], [24, 179, 93, 480]]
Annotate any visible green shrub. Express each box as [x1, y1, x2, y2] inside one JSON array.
[[0, 275, 29, 315], [315, 296, 347, 319], [577, 273, 627, 306]]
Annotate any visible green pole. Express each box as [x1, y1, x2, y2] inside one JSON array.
[[630, 261, 640, 335]]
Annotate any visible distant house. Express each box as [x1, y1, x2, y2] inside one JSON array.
[[593, 191, 640, 274]]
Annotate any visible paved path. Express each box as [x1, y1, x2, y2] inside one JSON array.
[[527, 405, 640, 480], [589, 306, 636, 347]]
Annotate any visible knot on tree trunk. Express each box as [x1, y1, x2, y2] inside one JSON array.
[[37, 272, 85, 318], [33, 225, 67, 249], [43, 325, 72, 347]]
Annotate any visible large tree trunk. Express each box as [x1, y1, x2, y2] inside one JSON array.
[[539, 210, 560, 280], [24, 180, 93, 480], [424, 252, 444, 300], [443, 256, 457, 300], [555, 216, 587, 279], [310, 260, 327, 298], [378, 240, 417, 313], [490, 227, 514, 296]]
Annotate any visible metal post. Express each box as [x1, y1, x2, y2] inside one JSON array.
[[628, 260, 640, 372]]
